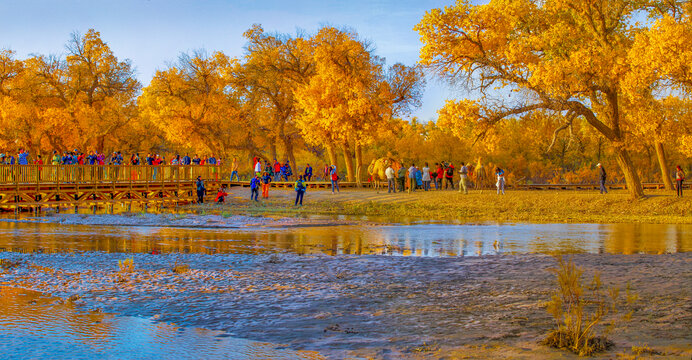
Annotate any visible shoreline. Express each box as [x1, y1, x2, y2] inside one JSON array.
[[1, 252, 690, 359]]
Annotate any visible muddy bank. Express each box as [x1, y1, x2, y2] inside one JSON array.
[[0, 212, 354, 229], [1, 252, 690, 359]]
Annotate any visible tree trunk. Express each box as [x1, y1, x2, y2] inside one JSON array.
[[654, 141, 674, 190], [342, 142, 355, 182], [614, 147, 645, 199], [270, 141, 278, 163], [326, 145, 338, 168], [355, 143, 363, 187], [282, 137, 297, 178]]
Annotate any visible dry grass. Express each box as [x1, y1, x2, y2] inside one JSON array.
[[171, 260, 190, 274], [118, 258, 134, 272], [541, 256, 637, 356]]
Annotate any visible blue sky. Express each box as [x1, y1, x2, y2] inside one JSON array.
[[0, 0, 466, 122]]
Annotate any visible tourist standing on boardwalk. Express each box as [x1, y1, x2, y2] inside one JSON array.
[[422, 163, 431, 191], [250, 174, 260, 201], [496, 167, 505, 195], [17, 149, 29, 165], [261, 171, 272, 198], [597, 163, 607, 194], [304, 164, 313, 181], [230, 157, 239, 181], [273, 160, 282, 181], [295, 175, 306, 206], [459, 162, 469, 194], [330, 165, 340, 193], [385, 164, 396, 193], [284, 161, 293, 180], [195, 176, 205, 204], [675, 165, 685, 197]]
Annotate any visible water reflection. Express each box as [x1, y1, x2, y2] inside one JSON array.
[[0, 287, 323, 360], [0, 221, 689, 257]]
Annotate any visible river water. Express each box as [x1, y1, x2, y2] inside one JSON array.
[[1, 219, 690, 359]]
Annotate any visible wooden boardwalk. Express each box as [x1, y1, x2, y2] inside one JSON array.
[[0, 164, 683, 209]]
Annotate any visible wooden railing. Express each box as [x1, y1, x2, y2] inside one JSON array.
[[0, 164, 226, 185]]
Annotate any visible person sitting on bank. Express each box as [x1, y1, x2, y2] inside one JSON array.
[[215, 187, 228, 203]]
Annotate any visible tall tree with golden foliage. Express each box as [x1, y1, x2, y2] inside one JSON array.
[[416, 0, 689, 198], [139, 51, 259, 159]]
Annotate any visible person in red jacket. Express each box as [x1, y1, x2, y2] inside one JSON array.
[[215, 187, 228, 203], [436, 164, 445, 190]]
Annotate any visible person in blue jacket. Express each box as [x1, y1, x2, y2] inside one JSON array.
[[17, 149, 29, 165], [250, 174, 261, 202], [304, 164, 313, 182], [294, 175, 306, 206]]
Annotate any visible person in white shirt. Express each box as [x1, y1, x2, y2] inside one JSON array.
[[254, 160, 262, 175], [385, 165, 396, 193], [459, 162, 469, 194], [422, 163, 431, 191]]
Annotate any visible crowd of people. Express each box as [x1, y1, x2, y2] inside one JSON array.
[[382, 161, 508, 195], [0, 149, 225, 167], [0, 148, 686, 199]]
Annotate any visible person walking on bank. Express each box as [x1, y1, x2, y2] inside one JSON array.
[[254, 159, 262, 176], [495, 167, 505, 195], [408, 164, 417, 193], [445, 163, 455, 190], [250, 174, 261, 202], [385, 164, 396, 193], [261, 171, 272, 198], [397, 165, 407, 192], [675, 165, 685, 197], [195, 176, 205, 204], [459, 162, 469, 194], [422, 163, 431, 191], [597, 163, 607, 194], [295, 175, 306, 206], [330, 165, 340, 194]]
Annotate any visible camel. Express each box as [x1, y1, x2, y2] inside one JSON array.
[[367, 157, 401, 190]]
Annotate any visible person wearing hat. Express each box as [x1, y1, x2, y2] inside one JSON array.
[[597, 163, 607, 194], [195, 176, 206, 204]]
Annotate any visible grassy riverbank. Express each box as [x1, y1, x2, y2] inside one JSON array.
[[214, 188, 692, 224]]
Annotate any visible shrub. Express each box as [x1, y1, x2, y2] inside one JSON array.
[[171, 260, 190, 274], [542, 256, 637, 356], [118, 258, 134, 272]]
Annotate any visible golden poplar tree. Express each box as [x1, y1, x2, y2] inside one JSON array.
[[415, 0, 688, 198]]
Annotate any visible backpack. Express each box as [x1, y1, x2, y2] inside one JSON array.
[[446, 167, 453, 176]]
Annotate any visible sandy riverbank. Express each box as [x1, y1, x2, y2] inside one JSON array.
[[1, 252, 690, 359]]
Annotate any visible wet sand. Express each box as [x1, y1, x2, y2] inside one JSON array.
[[2, 252, 690, 359]]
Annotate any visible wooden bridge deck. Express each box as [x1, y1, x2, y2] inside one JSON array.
[[0, 164, 683, 209]]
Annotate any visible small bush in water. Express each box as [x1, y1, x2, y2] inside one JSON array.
[[118, 258, 134, 272], [542, 256, 637, 356], [171, 260, 190, 274]]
